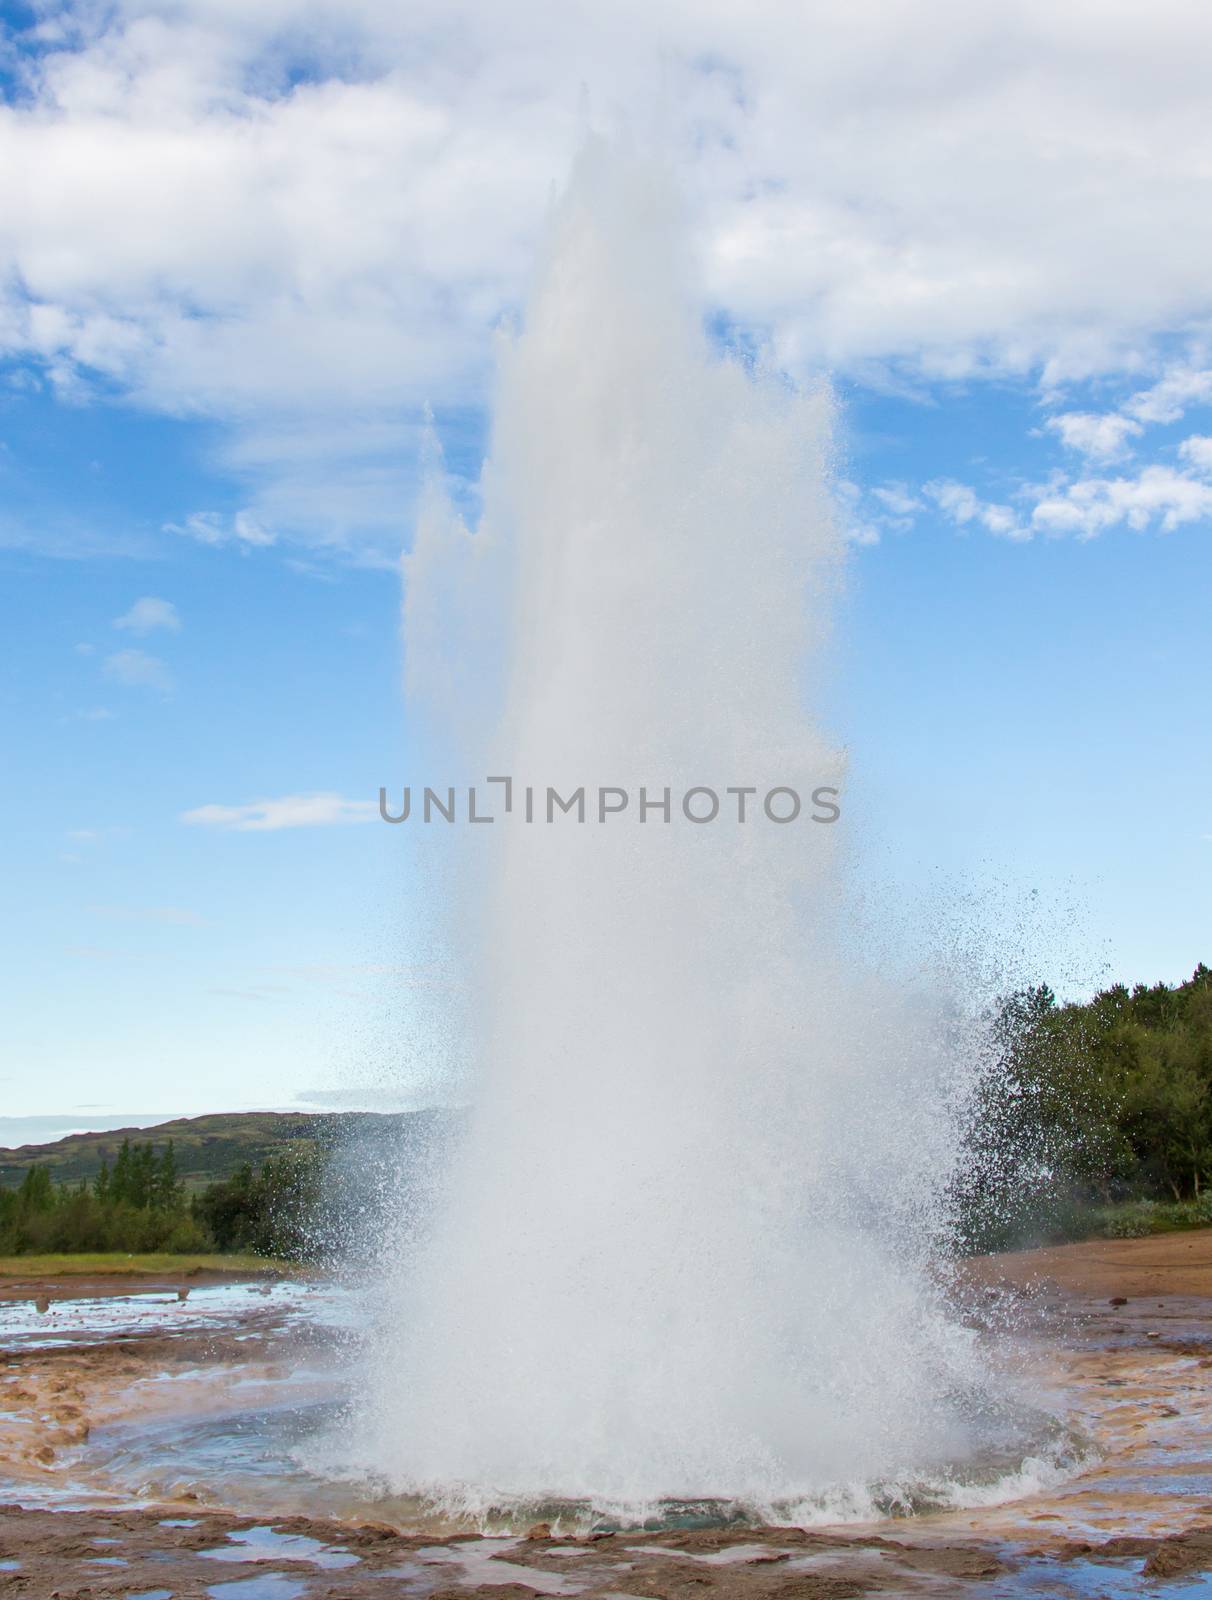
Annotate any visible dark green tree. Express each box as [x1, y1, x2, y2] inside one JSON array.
[[111, 1138, 134, 1205], [17, 1166, 55, 1217], [154, 1141, 181, 1210]]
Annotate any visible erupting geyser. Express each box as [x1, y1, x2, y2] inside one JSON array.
[[344, 142, 1011, 1521]]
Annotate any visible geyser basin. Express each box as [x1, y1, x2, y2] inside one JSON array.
[[21, 1272, 1208, 1543], [335, 141, 1038, 1521]]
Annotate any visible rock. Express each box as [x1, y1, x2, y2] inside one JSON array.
[[1109, 1296, 1128, 1306], [1146, 1546, 1190, 1578], [34, 1296, 50, 1314], [898, 1546, 1005, 1577], [525, 1523, 552, 1541]]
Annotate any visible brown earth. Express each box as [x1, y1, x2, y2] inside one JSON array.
[[965, 1225, 1212, 1299], [1, 1501, 1211, 1600], [2, 1232, 1212, 1598]]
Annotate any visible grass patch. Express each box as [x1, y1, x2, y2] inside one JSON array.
[[1013, 1196, 1212, 1247], [1085, 1198, 1212, 1240], [0, 1251, 297, 1278]]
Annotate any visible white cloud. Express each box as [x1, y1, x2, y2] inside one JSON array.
[[924, 479, 1026, 540], [844, 520, 881, 547], [1031, 464, 1212, 539], [2, 3, 1212, 552], [836, 478, 924, 544], [165, 510, 276, 547], [1124, 366, 1212, 425], [114, 596, 181, 633], [182, 792, 378, 831], [870, 484, 922, 518], [834, 479, 880, 544], [1179, 434, 1212, 474], [1045, 411, 1142, 462], [103, 648, 173, 692]]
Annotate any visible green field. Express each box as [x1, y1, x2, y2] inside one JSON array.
[[0, 1251, 298, 1277]]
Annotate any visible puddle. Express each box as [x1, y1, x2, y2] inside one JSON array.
[[202, 1524, 359, 1569], [988, 1553, 1212, 1596], [627, 1544, 799, 1567], [0, 1280, 356, 1352], [207, 1578, 309, 1600], [382, 1559, 434, 1588], [418, 1539, 585, 1595]]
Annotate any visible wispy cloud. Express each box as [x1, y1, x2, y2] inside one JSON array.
[[181, 793, 378, 831], [1124, 367, 1212, 426], [103, 649, 173, 693], [114, 596, 181, 633], [88, 905, 207, 926], [835, 479, 924, 546], [869, 484, 923, 519], [65, 945, 125, 962], [166, 511, 276, 548], [923, 480, 1026, 540], [208, 985, 290, 1001], [63, 825, 129, 844]]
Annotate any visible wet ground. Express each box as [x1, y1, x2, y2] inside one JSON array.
[[1, 1239, 1211, 1599]]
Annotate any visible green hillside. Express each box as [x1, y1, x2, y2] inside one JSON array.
[[0, 1110, 423, 1193]]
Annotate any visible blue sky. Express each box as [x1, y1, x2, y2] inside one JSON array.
[[1, 1, 1210, 1133]]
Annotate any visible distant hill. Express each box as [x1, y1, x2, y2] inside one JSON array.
[[0, 1110, 435, 1193]]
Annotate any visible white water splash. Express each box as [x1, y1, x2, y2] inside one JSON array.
[[345, 141, 1011, 1519]]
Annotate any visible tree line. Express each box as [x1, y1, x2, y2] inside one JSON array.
[[0, 1137, 326, 1258], [4, 965, 1210, 1259], [958, 962, 1212, 1248]]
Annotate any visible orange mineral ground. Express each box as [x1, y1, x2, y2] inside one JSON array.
[[968, 1226, 1212, 1300], [1, 1235, 1211, 1599]]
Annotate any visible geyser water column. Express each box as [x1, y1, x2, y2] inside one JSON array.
[[355, 142, 995, 1518]]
